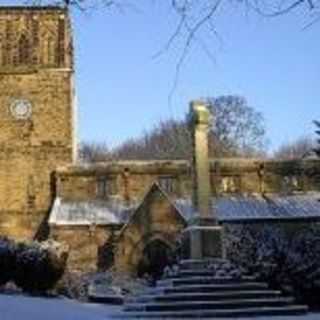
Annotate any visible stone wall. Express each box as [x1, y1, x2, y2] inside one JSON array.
[[56, 161, 191, 203], [211, 159, 320, 194], [0, 7, 74, 239], [50, 225, 114, 272], [56, 159, 320, 206]]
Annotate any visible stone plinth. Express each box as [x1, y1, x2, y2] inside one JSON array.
[[181, 218, 224, 260]]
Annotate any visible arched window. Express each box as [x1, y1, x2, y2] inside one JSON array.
[[47, 37, 56, 66], [0, 37, 3, 66], [18, 34, 31, 65]]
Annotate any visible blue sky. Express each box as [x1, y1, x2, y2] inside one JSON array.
[[6, 1, 320, 152]]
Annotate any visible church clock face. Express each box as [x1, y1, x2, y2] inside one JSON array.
[[10, 99, 33, 120]]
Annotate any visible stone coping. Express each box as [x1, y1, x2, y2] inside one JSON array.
[[0, 6, 66, 11], [55, 158, 320, 175]]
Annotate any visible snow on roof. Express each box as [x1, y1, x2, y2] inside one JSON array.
[[49, 197, 135, 226], [49, 192, 320, 226], [175, 192, 320, 222]]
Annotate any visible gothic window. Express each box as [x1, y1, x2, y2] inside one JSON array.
[[158, 176, 175, 194], [58, 18, 65, 66], [5, 21, 13, 65], [18, 34, 31, 65], [96, 176, 117, 199], [47, 37, 56, 66], [0, 37, 3, 66], [31, 19, 39, 64]]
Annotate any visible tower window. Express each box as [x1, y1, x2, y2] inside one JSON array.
[[96, 176, 116, 199], [47, 37, 56, 66], [18, 34, 31, 65], [0, 37, 3, 66]]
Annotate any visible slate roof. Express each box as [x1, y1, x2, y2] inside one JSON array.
[[49, 197, 134, 226], [49, 192, 320, 226], [175, 192, 320, 222]]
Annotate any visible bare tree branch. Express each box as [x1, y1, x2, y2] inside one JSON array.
[[22, 0, 319, 100]]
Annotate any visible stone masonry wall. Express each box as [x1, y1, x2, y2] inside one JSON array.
[[50, 225, 113, 272], [0, 7, 74, 239], [56, 159, 320, 206], [56, 161, 191, 203]]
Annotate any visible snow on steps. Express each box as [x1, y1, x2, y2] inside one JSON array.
[[112, 305, 308, 318], [116, 258, 309, 318]]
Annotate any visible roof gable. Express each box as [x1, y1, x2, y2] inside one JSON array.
[[118, 183, 187, 238]]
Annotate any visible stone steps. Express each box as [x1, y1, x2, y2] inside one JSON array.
[[166, 270, 251, 278], [178, 258, 229, 269], [114, 305, 308, 318], [119, 259, 308, 318], [125, 297, 296, 312], [158, 280, 268, 293], [157, 276, 257, 286], [161, 274, 256, 286], [130, 290, 283, 303]]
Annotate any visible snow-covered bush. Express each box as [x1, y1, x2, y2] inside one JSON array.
[[286, 226, 320, 306], [0, 238, 68, 294], [0, 237, 16, 286], [14, 240, 68, 293], [57, 270, 149, 302], [56, 271, 90, 301], [226, 224, 291, 281], [225, 223, 320, 308]]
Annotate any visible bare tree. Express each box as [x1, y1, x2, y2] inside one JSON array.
[[23, 0, 320, 93], [25, 1, 320, 23], [106, 95, 267, 160], [23, 1, 320, 44], [113, 119, 192, 160], [208, 96, 266, 157], [273, 136, 315, 160], [24, 1, 320, 38], [79, 141, 114, 162], [80, 118, 319, 162]]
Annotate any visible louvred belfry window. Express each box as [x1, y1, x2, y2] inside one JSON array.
[[18, 34, 31, 65]]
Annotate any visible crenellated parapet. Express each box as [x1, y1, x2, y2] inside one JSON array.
[[0, 6, 73, 72]]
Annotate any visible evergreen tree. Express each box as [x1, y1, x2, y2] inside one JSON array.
[[314, 120, 320, 158]]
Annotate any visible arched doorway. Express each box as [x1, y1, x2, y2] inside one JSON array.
[[137, 239, 174, 281]]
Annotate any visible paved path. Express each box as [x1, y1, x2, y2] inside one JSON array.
[[0, 293, 319, 320]]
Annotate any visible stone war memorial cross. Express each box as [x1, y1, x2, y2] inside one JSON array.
[[182, 100, 224, 260]]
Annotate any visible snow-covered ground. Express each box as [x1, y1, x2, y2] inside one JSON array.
[[0, 293, 120, 320], [1, 293, 320, 320]]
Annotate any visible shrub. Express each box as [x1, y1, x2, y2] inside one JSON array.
[[286, 227, 320, 306], [56, 270, 148, 301], [0, 237, 16, 286], [56, 271, 90, 301], [225, 224, 320, 308], [0, 238, 68, 294], [14, 240, 68, 293]]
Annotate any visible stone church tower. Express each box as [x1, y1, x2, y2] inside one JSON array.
[[0, 7, 75, 239]]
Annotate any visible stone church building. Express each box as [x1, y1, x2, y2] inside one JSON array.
[[0, 6, 320, 275]]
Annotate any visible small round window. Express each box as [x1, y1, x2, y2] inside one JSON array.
[[10, 99, 32, 120]]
